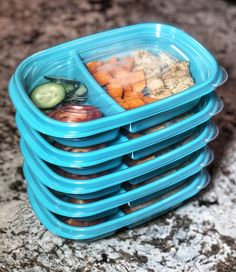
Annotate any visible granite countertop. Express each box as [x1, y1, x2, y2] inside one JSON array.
[[0, 0, 236, 271]]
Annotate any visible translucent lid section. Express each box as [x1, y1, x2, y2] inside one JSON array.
[[27, 47, 195, 123], [85, 49, 195, 111]]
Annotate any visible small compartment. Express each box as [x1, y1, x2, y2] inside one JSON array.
[[123, 100, 198, 133], [122, 177, 193, 214], [20, 53, 122, 117], [125, 111, 195, 160], [126, 149, 195, 185], [50, 178, 121, 200], [56, 158, 122, 175], [56, 214, 110, 227], [84, 48, 195, 111], [82, 37, 198, 132], [65, 184, 120, 200]]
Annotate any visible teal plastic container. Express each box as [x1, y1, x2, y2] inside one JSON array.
[[9, 24, 226, 141], [8, 23, 226, 240]]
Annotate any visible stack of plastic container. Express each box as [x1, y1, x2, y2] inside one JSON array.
[[9, 24, 227, 240]]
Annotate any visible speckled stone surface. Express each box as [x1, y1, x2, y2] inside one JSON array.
[[0, 0, 236, 271]]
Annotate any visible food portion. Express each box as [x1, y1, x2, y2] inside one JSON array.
[[47, 104, 102, 122], [123, 131, 195, 167], [86, 50, 195, 110], [124, 155, 155, 167], [122, 198, 158, 214], [31, 83, 66, 109], [54, 167, 109, 180], [123, 169, 177, 191], [122, 124, 165, 139], [123, 110, 193, 139], [66, 197, 100, 204], [53, 142, 106, 152], [65, 217, 104, 227]]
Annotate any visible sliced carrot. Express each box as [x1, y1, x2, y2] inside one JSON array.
[[86, 61, 103, 74], [124, 91, 142, 100], [123, 84, 132, 92], [106, 83, 123, 98], [141, 96, 157, 104], [126, 132, 142, 139], [120, 101, 131, 110], [109, 72, 131, 94], [114, 97, 123, 103], [132, 80, 146, 93], [129, 70, 145, 85], [122, 56, 134, 71], [93, 70, 113, 86], [125, 88, 144, 98], [125, 98, 146, 109]]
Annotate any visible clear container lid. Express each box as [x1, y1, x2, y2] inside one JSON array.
[[28, 46, 195, 121]]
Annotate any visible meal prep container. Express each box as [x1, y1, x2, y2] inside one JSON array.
[[20, 120, 218, 194], [16, 93, 222, 169], [9, 23, 226, 141], [27, 170, 210, 240], [9, 23, 227, 240], [23, 147, 213, 218]]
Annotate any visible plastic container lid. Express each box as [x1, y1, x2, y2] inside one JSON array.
[[9, 23, 227, 138]]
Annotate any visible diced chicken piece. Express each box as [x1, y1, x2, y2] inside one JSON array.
[[147, 78, 165, 93], [121, 56, 135, 71], [86, 61, 103, 74], [106, 82, 123, 99]]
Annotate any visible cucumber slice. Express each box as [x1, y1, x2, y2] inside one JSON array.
[[31, 83, 65, 109]]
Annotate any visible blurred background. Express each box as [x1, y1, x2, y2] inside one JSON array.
[[0, 0, 236, 271]]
